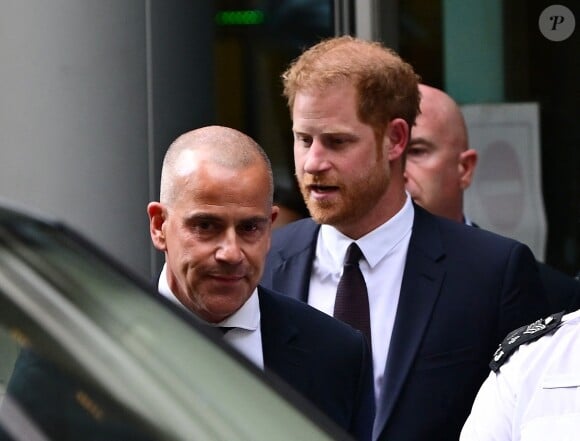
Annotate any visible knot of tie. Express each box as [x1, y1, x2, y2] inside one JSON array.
[[344, 242, 364, 266]]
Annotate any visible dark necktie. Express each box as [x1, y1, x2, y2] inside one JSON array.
[[333, 243, 372, 348]]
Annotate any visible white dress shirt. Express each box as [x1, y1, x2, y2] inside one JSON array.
[[460, 309, 580, 441], [158, 263, 264, 369], [308, 193, 414, 402]]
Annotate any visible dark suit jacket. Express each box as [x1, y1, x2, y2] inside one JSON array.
[[534, 262, 580, 313], [470, 222, 580, 314], [261, 204, 550, 441], [258, 286, 375, 441]]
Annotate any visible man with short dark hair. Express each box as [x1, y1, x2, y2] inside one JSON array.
[[147, 125, 374, 441]]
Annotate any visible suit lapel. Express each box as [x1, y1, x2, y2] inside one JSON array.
[[374, 206, 446, 437], [271, 220, 319, 302], [258, 287, 312, 394]]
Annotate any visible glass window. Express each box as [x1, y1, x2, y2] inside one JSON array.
[[213, 0, 334, 223], [0, 206, 345, 441], [390, 0, 579, 275]]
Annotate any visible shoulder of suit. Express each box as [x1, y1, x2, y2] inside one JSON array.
[[489, 311, 567, 372], [276, 216, 316, 232], [259, 286, 367, 340], [259, 286, 327, 318], [271, 217, 318, 243]]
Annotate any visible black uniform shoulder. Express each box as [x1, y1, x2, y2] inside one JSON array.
[[489, 311, 566, 372]]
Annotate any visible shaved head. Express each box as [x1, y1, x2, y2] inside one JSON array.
[[416, 84, 468, 152], [148, 125, 278, 323], [160, 125, 274, 205], [405, 85, 477, 222]]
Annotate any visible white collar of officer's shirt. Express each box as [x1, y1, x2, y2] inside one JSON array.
[[157, 263, 260, 331]]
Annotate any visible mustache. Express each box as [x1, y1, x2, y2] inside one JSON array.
[[301, 174, 340, 187]]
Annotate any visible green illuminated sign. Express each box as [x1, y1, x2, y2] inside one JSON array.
[[215, 10, 265, 26]]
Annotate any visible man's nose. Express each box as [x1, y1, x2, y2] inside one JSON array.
[[215, 230, 244, 264], [302, 140, 331, 174]]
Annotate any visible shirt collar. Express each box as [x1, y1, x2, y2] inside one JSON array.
[[158, 263, 260, 331], [318, 193, 414, 270]]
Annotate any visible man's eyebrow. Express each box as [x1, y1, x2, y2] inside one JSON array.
[[293, 128, 354, 137], [240, 216, 270, 224], [184, 213, 269, 224], [408, 137, 434, 148], [184, 212, 221, 223]]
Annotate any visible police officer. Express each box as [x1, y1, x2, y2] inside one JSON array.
[[460, 309, 580, 440]]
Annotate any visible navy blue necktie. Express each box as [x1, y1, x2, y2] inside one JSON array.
[[333, 243, 372, 348]]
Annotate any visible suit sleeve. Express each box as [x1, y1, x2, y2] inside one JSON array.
[[350, 335, 376, 441], [497, 243, 550, 342]]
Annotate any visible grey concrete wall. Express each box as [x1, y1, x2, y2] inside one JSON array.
[[0, 0, 214, 278]]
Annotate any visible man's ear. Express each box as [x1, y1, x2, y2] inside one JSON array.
[[458, 149, 478, 190], [271, 205, 279, 225], [385, 118, 409, 161], [147, 202, 167, 251]]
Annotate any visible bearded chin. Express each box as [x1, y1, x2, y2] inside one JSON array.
[[305, 199, 336, 224], [300, 163, 390, 228], [298, 181, 353, 226], [304, 194, 358, 226]]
